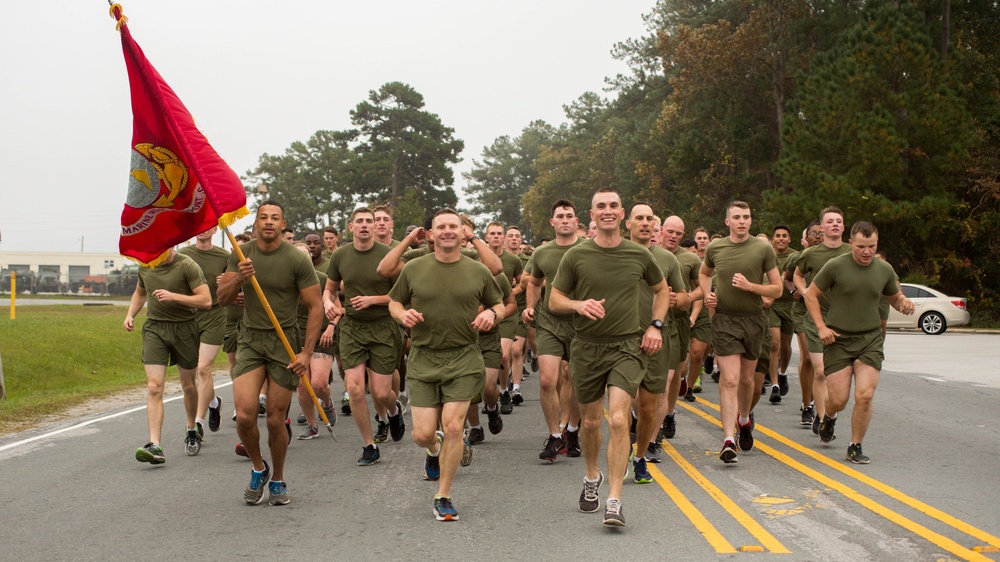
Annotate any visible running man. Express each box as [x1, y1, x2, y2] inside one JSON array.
[[484, 221, 524, 413], [699, 201, 782, 464], [324, 207, 405, 466], [549, 188, 669, 526], [388, 208, 505, 522], [784, 222, 822, 425], [521, 199, 585, 461], [765, 225, 796, 403], [124, 248, 211, 464], [804, 221, 913, 463], [291, 242, 337, 442], [178, 227, 230, 435], [504, 225, 530, 405], [218, 200, 323, 506]]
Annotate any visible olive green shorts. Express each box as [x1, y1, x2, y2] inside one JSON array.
[[711, 311, 767, 360], [141, 319, 199, 369], [768, 300, 795, 335], [515, 315, 528, 338], [498, 314, 518, 340], [478, 330, 502, 370], [691, 312, 711, 343], [313, 328, 337, 356], [755, 323, 773, 375], [824, 328, 884, 373], [570, 335, 646, 405], [805, 316, 824, 354], [233, 326, 302, 391], [792, 301, 808, 334], [338, 315, 402, 375], [673, 316, 691, 365], [642, 326, 671, 394], [194, 306, 227, 346], [536, 310, 576, 360], [223, 319, 240, 354], [407, 344, 485, 408]]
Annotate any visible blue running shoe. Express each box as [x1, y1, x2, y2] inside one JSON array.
[[424, 431, 443, 481], [268, 480, 289, 506], [633, 457, 653, 484], [244, 460, 270, 505], [433, 496, 459, 521]]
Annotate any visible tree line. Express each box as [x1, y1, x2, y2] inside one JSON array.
[[246, 0, 1000, 322]]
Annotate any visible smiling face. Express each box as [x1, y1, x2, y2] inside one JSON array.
[[771, 227, 790, 252], [429, 211, 462, 250], [590, 191, 624, 235]]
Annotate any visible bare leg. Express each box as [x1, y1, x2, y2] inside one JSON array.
[[538, 355, 563, 435], [196, 342, 221, 420], [178, 366, 199, 430], [144, 364, 167, 444], [264, 385, 293, 481], [605, 387, 633, 501], [233, 367, 268, 471], [345, 364, 375, 445]]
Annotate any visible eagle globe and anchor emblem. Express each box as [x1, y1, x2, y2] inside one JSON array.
[[123, 143, 206, 235]]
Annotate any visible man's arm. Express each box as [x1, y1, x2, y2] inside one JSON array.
[[389, 299, 424, 329], [549, 287, 605, 320], [377, 228, 423, 278], [698, 262, 715, 310], [289, 283, 323, 376], [793, 266, 808, 296], [641, 279, 669, 354], [217, 270, 244, 307], [323, 278, 344, 321], [522, 275, 544, 324], [731, 267, 782, 299], [150, 284, 211, 310], [123, 282, 147, 331], [886, 290, 914, 315], [803, 284, 837, 345], [467, 233, 503, 275]]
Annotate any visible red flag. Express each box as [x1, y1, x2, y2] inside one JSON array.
[[112, 3, 248, 266]]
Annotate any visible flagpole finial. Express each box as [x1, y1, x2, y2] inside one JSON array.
[[109, 3, 128, 31]]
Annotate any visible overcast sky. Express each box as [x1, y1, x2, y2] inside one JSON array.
[[0, 1, 653, 254]]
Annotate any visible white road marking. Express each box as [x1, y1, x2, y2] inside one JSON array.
[[921, 376, 946, 383]]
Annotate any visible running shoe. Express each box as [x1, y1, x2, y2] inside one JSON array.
[[604, 498, 625, 526], [209, 397, 223, 432], [388, 400, 405, 442], [195, 422, 204, 440], [341, 392, 352, 416], [433, 496, 459, 521], [185, 429, 201, 456], [424, 431, 443, 481], [819, 415, 837, 443], [563, 428, 582, 458], [499, 391, 513, 415], [738, 419, 754, 451], [321, 400, 338, 427], [244, 460, 270, 505], [298, 425, 319, 440], [812, 414, 820, 435], [633, 457, 652, 484], [662, 413, 676, 439], [645, 441, 663, 464], [467, 427, 485, 446], [719, 440, 738, 464], [268, 480, 289, 506], [769, 385, 782, 404], [683, 387, 696, 402], [711, 368, 720, 383], [487, 406, 503, 435], [461, 436, 474, 467], [398, 393, 409, 414], [693, 375, 702, 393], [511, 388, 523, 406], [624, 449, 635, 483], [135, 442, 165, 464], [703, 353, 714, 375], [258, 396, 266, 416], [846, 443, 870, 464], [530, 353, 539, 372], [778, 374, 789, 396], [801, 405, 815, 426], [373, 418, 390, 444], [357, 444, 380, 466], [579, 472, 604, 513], [235, 442, 248, 458], [539, 435, 566, 462], [679, 379, 688, 398], [296, 413, 307, 425], [761, 382, 768, 395]]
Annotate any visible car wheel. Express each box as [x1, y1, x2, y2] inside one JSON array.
[[919, 312, 947, 335]]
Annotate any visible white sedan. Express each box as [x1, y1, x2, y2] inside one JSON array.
[[887, 283, 970, 335]]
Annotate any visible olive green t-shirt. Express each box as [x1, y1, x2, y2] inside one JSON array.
[[795, 243, 851, 313], [401, 246, 480, 262], [704, 237, 777, 316], [313, 257, 330, 275], [138, 253, 206, 322], [529, 238, 584, 319], [484, 273, 513, 335], [671, 247, 702, 321], [812, 254, 899, 333], [297, 271, 330, 336], [639, 246, 685, 327], [773, 249, 797, 303], [514, 252, 529, 309], [552, 239, 665, 338], [498, 250, 524, 286], [227, 241, 319, 330], [327, 242, 394, 321], [177, 245, 228, 306], [390, 255, 503, 350]]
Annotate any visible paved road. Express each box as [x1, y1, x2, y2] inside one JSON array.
[[2, 332, 998, 560]]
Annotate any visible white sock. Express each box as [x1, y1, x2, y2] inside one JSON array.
[[195, 417, 205, 427], [513, 384, 520, 392], [566, 424, 578, 432], [209, 396, 220, 409], [738, 415, 750, 426]]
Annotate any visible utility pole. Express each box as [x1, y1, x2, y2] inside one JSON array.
[[79, 236, 84, 253]]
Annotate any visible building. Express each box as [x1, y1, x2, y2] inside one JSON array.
[[1, 251, 130, 294]]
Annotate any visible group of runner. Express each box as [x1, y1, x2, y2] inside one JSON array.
[[123, 190, 914, 524]]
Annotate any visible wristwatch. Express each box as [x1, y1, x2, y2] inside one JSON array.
[[650, 319, 664, 329], [469, 236, 480, 243]]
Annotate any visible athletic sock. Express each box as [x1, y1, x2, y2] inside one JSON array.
[[771, 385, 779, 390], [585, 474, 601, 483], [566, 424, 578, 433], [552, 433, 563, 439], [738, 415, 750, 426], [512, 384, 520, 392], [209, 397, 220, 409], [195, 417, 205, 428], [829, 412, 838, 419], [470, 424, 482, 430]]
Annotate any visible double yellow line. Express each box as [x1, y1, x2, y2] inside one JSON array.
[[651, 396, 1000, 560]]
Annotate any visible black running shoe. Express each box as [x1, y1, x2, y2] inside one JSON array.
[[208, 397, 223, 432], [499, 391, 513, 415], [819, 414, 837, 443], [719, 440, 738, 464], [195, 422, 204, 440], [761, 382, 768, 396], [778, 374, 789, 396], [511, 389, 523, 405], [579, 472, 604, 513], [812, 414, 820, 435], [703, 353, 714, 374], [539, 435, 565, 462], [711, 368, 720, 383], [769, 386, 781, 404], [357, 444, 380, 466], [388, 401, 406, 442], [683, 388, 696, 402], [185, 430, 201, 456], [487, 406, 503, 435], [662, 414, 676, 439], [296, 413, 307, 425], [738, 420, 754, 451], [846, 443, 870, 464], [645, 441, 663, 464], [801, 405, 815, 426], [530, 354, 539, 372], [374, 418, 389, 443], [604, 498, 625, 526], [467, 427, 485, 446], [563, 428, 582, 457], [258, 396, 266, 416]]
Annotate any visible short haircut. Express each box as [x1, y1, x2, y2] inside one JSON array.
[[323, 225, 339, 236], [281, 227, 294, 235], [432, 208, 461, 227], [292, 241, 309, 251], [627, 201, 653, 220], [305, 232, 320, 239], [694, 227, 709, 237], [350, 206, 374, 222], [772, 224, 790, 236], [551, 199, 576, 216], [234, 233, 252, 243], [459, 213, 476, 230], [505, 225, 521, 234], [680, 239, 696, 249], [257, 199, 285, 215], [726, 201, 751, 215], [850, 221, 878, 239], [592, 187, 620, 207], [486, 221, 505, 233], [820, 206, 844, 222], [372, 203, 393, 217]]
